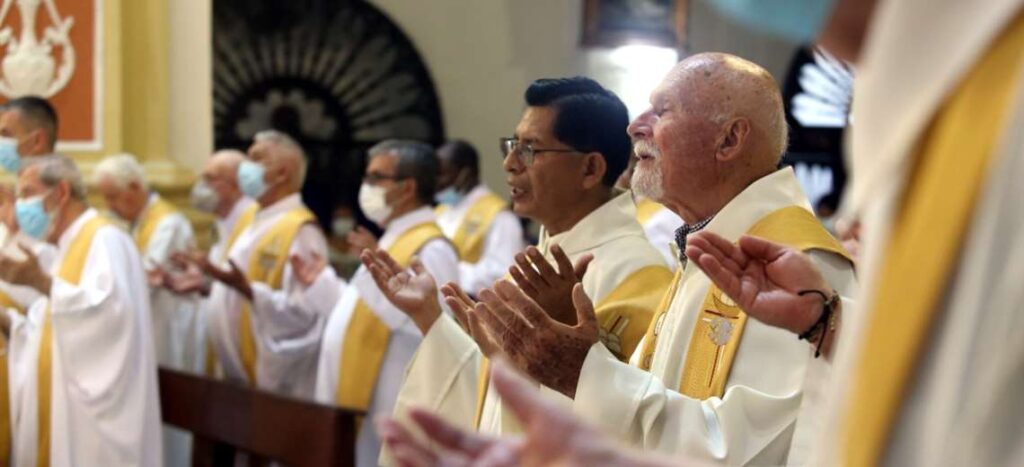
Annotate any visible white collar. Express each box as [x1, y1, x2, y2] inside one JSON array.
[[453, 184, 491, 210], [538, 190, 640, 255], [216, 197, 257, 239], [703, 168, 812, 241], [255, 193, 303, 223], [132, 193, 159, 229], [57, 208, 99, 253], [379, 206, 437, 249]]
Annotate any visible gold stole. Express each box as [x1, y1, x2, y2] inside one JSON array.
[[239, 207, 316, 384], [0, 292, 21, 466], [438, 193, 506, 263], [635, 206, 852, 398], [38, 215, 111, 467], [634, 198, 666, 226], [472, 264, 674, 428], [203, 203, 258, 377], [841, 12, 1024, 466], [132, 196, 179, 251], [335, 222, 446, 413]]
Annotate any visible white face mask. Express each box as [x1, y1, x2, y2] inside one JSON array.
[[190, 180, 220, 213], [358, 183, 392, 226]]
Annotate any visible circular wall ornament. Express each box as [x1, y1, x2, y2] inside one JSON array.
[[213, 0, 445, 228]]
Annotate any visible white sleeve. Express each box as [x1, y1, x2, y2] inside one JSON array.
[[385, 313, 481, 464], [249, 224, 331, 352], [49, 228, 146, 404], [457, 212, 524, 295], [573, 343, 803, 464], [140, 214, 194, 269], [419, 238, 460, 291]]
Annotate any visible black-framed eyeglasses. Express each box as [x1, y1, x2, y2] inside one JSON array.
[[364, 172, 409, 185], [500, 137, 579, 167]]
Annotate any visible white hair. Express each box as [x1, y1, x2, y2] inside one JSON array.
[[253, 130, 307, 189], [23, 154, 87, 201], [92, 153, 148, 190]]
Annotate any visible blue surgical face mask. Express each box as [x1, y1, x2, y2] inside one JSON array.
[[434, 186, 465, 206], [15, 193, 52, 240], [706, 0, 838, 43], [0, 137, 22, 173], [237, 160, 268, 200]]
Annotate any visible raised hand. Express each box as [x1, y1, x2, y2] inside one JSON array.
[[508, 244, 593, 325], [684, 231, 832, 335], [290, 252, 328, 288], [378, 360, 668, 467], [472, 281, 598, 397], [146, 264, 167, 288], [361, 248, 441, 335], [0, 243, 51, 293], [346, 226, 378, 255], [164, 260, 210, 296], [440, 282, 500, 357], [204, 259, 253, 300]]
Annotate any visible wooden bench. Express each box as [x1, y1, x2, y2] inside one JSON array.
[[158, 368, 361, 466]]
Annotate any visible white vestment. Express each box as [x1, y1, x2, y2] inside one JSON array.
[[798, 1, 1024, 465], [6, 209, 163, 466], [200, 197, 257, 378], [436, 185, 524, 294], [571, 170, 858, 465], [133, 194, 202, 373], [310, 207, 459, 467], [205, 193, 330, 398], [389, 191, 671, 462]]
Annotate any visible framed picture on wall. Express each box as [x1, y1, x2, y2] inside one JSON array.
[[582, 0, 688, 49]]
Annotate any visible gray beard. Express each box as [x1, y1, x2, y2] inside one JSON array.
[[631, 163, 664, 201]]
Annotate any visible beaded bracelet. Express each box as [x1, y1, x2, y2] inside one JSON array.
[[796, 289, 840, 358]]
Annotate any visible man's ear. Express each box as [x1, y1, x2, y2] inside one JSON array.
[[27, 129, 44, 154], [401, 178, 419, 204], [581, 152, 607, 189], [51, 180, 71, 207], [715, 118, 751, 162]]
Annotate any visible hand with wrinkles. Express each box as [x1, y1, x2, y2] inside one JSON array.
[[508, 244, 593, 325], [471, 280, 598, 397], [441, 282, 500, 357], [685, 231, 843, 358]]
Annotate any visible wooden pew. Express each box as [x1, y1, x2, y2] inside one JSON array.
[[158, 368, 361, 466]]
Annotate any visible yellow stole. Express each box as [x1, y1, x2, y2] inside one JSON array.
[[637, 206, 852, 399], [437, 193, 506, 263], [841, 12, 1024, 466], [472, 264, 674, 428], [0, 292, 21, 466], [204, 203, 259, 377], [132, 196, 179, 252], [335, 222, 446, 413], [238, 206, 316, 384], [38, 215, 111, 467], [634, 198, 666, 226]]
